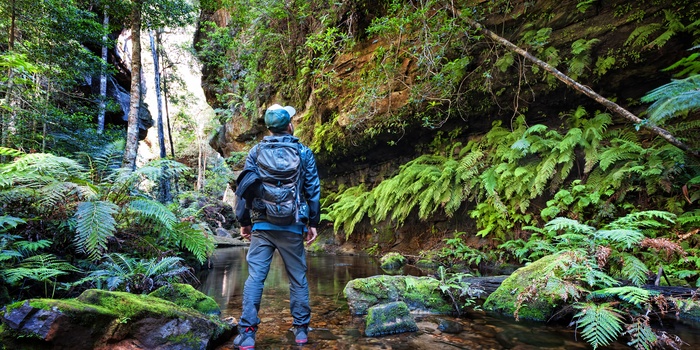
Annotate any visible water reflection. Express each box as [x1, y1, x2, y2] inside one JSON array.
[[199, 247, 700, 350]]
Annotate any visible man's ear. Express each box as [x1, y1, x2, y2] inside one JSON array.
[[288, 123, 295, 134]]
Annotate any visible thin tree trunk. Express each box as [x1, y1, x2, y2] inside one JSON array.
[[97, 6, 109, 134], [150, 29, 171, 202], [463, 17, 700, 159], [122, 1, 142, 170], [161, 52, 175, 159]]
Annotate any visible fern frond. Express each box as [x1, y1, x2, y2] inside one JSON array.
[[74, 200, 118, 261], [624, 317, 657, 350], [127, 198, 178, 231], [545, 217, 595, 234], [0, 215, 25, 231], [14, 239, 52, 256], [619, 254, 650, 287], [0, 147, 23, 157], [588, 286, 657, 306], [572, 302, 624, 349], [642, 75, 700, 124], [596, 229, 645, 250], [607, 210, 676, 230], [170, 222, 216, 264]]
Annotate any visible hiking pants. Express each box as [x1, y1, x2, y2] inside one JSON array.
[[240, 229, 311, 327]]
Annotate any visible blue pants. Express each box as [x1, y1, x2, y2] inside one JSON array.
[[240, 230, 311, 327]]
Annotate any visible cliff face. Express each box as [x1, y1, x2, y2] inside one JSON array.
[[196, 0, 697, 203]]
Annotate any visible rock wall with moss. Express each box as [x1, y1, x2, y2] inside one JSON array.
[[194, 0, 699, 246]]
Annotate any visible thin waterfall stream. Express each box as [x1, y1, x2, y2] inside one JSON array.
[[198, 247, 700, 349]]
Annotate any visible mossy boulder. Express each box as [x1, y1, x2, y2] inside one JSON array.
[[0, 288, 234, 350], [364, 301, 418, 337], [483, 251, 583, 321], [379, 252, 407, 270], [344, 275, 453, 315], [149, 283, 221, 315]]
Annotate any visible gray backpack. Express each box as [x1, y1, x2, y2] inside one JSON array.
[[255, 139, 306, 225]]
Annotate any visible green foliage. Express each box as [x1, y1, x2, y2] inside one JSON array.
[[572, 302, 624, 349], [436, 265, 478, 316], [78, 253, 195, 294], [74, 201, 119, 261], [641, 75, 700, 125]]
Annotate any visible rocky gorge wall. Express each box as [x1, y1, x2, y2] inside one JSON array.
[[194, 0, 699, 248]]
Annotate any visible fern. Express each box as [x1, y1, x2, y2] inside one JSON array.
[[0, 215, 25, 231], [618, 254, 650, 287], [572, 302, 624, 349], [596, 229, 644, 250], [127, 198, 178, 231], [642, 75, 700, 124], [74, 200, 118, 261], [545, 217, 595, 234], [588, 286, 656, 306], [0, 147, 23, 157], [624, 317, 657, 350], [170, 222, 216, 264]]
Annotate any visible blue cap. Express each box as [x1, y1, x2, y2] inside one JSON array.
[[264, 104, 296, 132]]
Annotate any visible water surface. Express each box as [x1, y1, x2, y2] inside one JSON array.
[[199, 247, 700, 349]]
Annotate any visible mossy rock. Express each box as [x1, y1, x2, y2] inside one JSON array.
[[483, 251, 582, 321], [344, 275, 453, 315], [149, 283, 221, 315], [1, 289, 234, 350], [379, 252, 407, 270], [364, 301, 418, 337]]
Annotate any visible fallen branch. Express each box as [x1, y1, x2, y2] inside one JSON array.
[[464, 17, 700, 159]]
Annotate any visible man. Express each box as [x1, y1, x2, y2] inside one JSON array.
[[233, 104, 321, 349]]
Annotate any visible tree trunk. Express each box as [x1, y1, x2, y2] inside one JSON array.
[[122, 1, 142, 170], [97, 6, 109, 134], [150, 29, 171, 202], [463, 17, 700, 159]]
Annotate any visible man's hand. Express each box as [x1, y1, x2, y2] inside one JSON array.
[[240, 225, 252, 240], [305, 227, 318, 245]]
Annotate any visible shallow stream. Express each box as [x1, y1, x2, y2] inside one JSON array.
[[198, 247, 700, 349]]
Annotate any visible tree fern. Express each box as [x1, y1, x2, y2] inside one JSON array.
[[74, 200, 118, 261], [572, 302, 624, 349]]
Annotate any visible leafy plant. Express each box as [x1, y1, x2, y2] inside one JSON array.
[[78, 253, 195, 294]]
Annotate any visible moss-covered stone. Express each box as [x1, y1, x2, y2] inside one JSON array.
[[344, 275, 453, 315], [364, 301, 418, 337], [483, 251, 581, 321], [149, 283, 221, 315], [0, 289, 234, 350], [379, 252, 407, 270]]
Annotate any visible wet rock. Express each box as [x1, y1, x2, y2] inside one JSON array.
[[437, 318, 464, 333], [0, 289, 235, 350], [344, 275, 455, 315], [364, 301, 418, 337]]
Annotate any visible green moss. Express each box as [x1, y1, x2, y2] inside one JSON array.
[[379, 252, 406, 270], [483, 252, 575, 321], [149, 283, 220, 315], [344, 275, 453, 315]]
